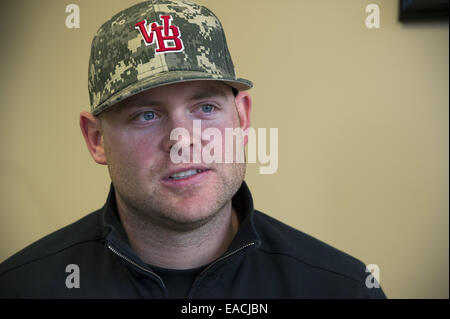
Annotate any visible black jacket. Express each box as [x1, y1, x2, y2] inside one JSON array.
[[0, 182, 386, 298]]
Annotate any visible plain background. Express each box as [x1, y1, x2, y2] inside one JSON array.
[[0, 0, 448, 298]]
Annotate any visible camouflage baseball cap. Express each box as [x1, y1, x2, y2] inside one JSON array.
[[88, 0, 252, 116]]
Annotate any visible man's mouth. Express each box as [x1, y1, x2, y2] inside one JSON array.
[[167, 169, 209, 180]]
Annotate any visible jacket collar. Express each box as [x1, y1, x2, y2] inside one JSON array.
[[102, 180, 261, 264]]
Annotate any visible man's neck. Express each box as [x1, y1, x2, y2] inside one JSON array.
[[115, 193, 240, 270]]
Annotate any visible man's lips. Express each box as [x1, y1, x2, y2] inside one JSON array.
[[162, 166, 211, 181], [160, 165, 212, 188]]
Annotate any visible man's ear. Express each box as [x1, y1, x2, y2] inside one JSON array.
[[234, 91, 252, 145], [79, 111, 107, 165]]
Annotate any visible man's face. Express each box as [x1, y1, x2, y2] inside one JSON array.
[[98, 81, 250, 230]]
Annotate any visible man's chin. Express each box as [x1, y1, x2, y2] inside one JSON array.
[[150, 195, 229, 231], [153, 207, 219, 232]]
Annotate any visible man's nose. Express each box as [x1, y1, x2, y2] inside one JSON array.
[[161, 113, 199, 154]]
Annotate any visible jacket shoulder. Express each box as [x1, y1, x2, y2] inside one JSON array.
[[0, 209, 105, 277], [253, 210, 369, 284]]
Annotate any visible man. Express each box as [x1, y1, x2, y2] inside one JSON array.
[[0, 0, 386, 298]]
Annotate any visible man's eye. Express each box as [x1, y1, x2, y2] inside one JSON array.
[[139, 111, 156, 121], [200, 104, 215, 113]]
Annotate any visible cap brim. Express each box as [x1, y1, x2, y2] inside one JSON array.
[[92, 71, 253, 116]]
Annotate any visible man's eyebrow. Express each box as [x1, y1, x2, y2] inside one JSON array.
[[118, 85, 230, 110], [119, 97, 165, 109], [188, 86, 230, 101]]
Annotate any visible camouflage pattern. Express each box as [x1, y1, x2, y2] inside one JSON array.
[[88, 0, 252, 115]]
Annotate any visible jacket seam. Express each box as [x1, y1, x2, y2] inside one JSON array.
[[0, 236, 106, 278], [257, 247, 365, 285]]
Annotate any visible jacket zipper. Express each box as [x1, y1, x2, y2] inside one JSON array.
[[108, 241, 255, 296], [190, 242, 256, 291], [106, 244, 167, 291]]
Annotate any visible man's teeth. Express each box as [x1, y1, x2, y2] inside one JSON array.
[[169, 169, 204, 180]]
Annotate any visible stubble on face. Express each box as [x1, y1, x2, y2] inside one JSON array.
[[107, 150, 246, 232]]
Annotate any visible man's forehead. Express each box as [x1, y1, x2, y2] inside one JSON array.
[[115, 80, 232, 109]]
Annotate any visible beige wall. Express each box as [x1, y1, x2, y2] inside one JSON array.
[[0, 0, 448, 298]]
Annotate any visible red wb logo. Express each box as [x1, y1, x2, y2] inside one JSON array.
[[135, 15, 184, 54]]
